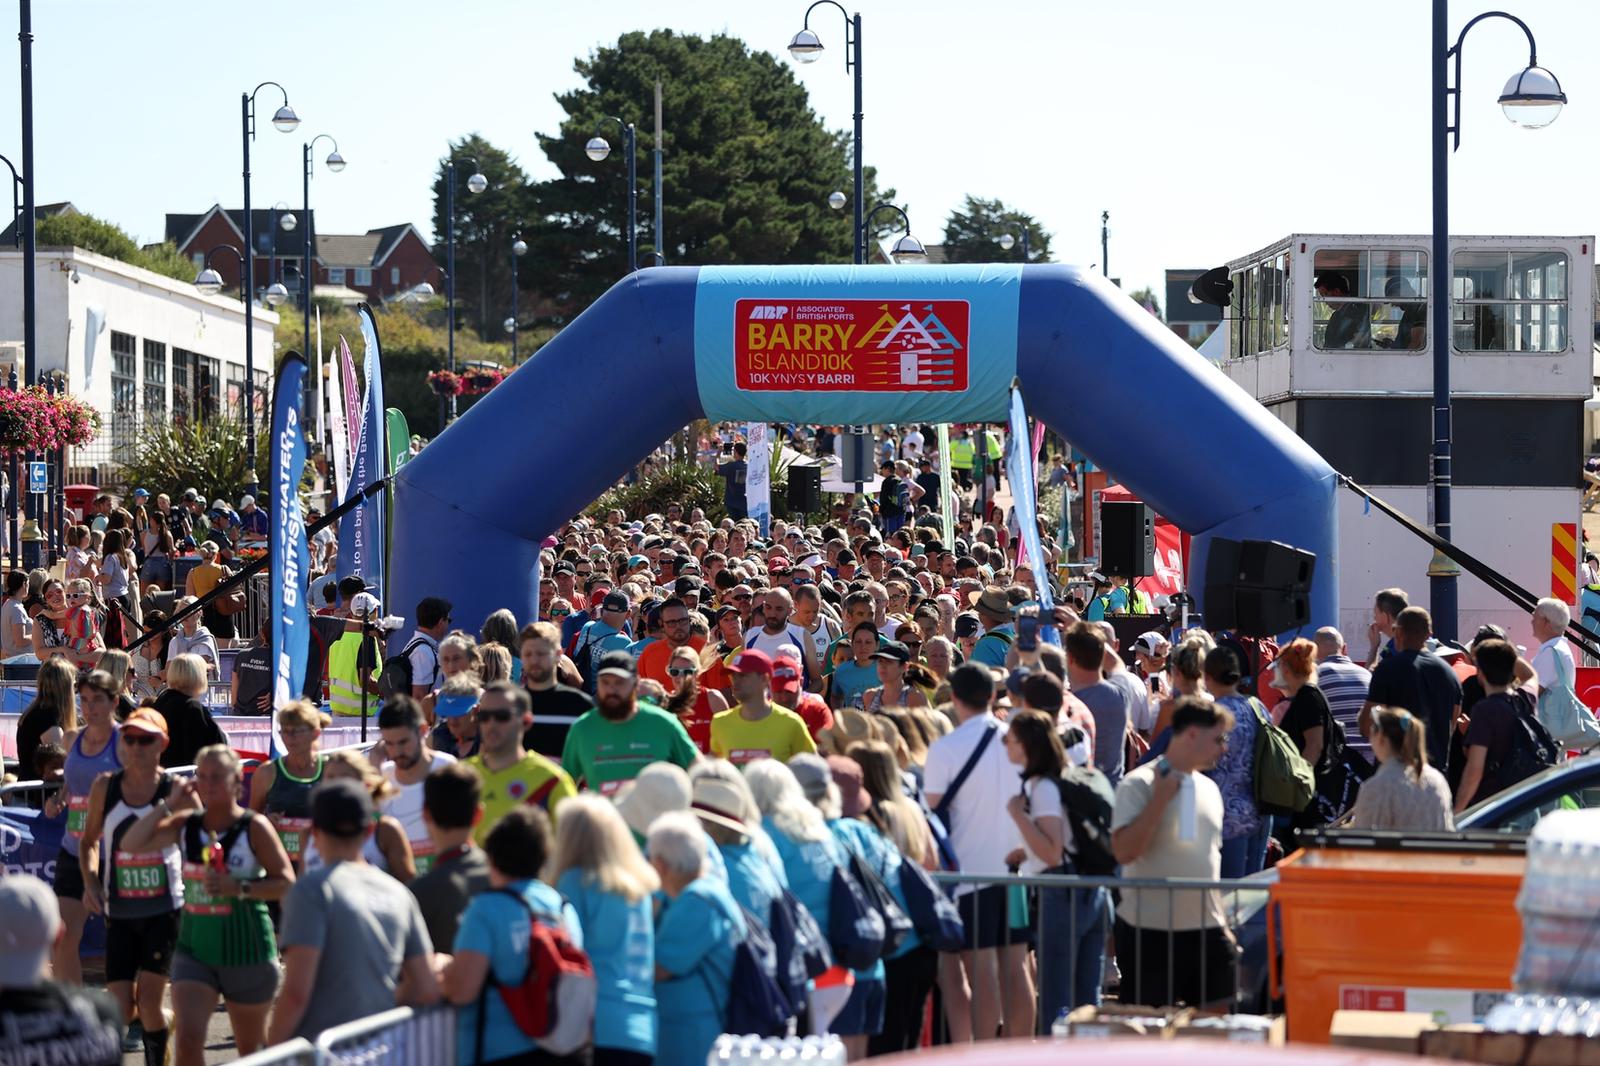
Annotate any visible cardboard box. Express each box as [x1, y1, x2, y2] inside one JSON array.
[[1328, 1009, 1437, 1053], [1173, 1013, 1286, 1045], [1421, 1024, 1600, 1065], [1064, 1004, 1192, 1039]]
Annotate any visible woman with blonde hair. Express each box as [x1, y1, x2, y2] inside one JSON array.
[[1150, 629, 1214, 739], [16, 657, 78, 779], [248, 700, 327, 868], [549, 794, 660, 1066], [477, 642, 512, 685], [299, 749, 415, 880], [849, 740, 933, 867], [154, 653, 225, 768], [1345, 707, 1453, 831], [96, 648, 139, 719]]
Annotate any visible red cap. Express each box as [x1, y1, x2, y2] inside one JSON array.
[[771, 656, 803, 693], [729, 648, 774, 677]]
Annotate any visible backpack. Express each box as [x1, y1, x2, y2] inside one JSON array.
[[826, 861, 886, 971], [1489, 692, 1560, 789], [767, 887, 831, 1011], [1247, 697, 1315, 815], [844, 847, 913, 960], [1537, 653, 1600, 752], [377, 637, 432, 701], [1051, 765, 1119, 876], [713, 904, 795, 1038], [475, 890, 596, 1061], [897, 857, 965, 952]]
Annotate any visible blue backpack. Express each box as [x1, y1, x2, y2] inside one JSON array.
[[767, 888, 831, 1011], [827, 863, 886, 971], [713, 904, 794, 1038], [898, 859, 966, 953]]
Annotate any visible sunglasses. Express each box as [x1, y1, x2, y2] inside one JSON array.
[[122, 733, 161, 747], [663, 616, 690, 626], [475, 708, 515, 724], [667, 666, 697, 678], [732, 593, 752, 602], [551, 608, 572, 617]]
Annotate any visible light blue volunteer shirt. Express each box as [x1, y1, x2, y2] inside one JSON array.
[[557, 869, 657, 1057], [655, 876, 747, 1066]]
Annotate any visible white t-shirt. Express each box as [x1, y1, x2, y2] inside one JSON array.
[[381, 751, 457, 866], [923, 713, 1022, 896], [1, 597, 30, 659], [406, 632, 441, 692], [901, 430, 924, 460], [1111, 763, 1225, 930], [1108, 668, 1157, 733], [1018, 775, 1065, 876], [1532, 635, 1575, 691], [744, 624, 811, 663]]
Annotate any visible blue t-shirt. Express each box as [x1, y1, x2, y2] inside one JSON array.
[[719, 835, 788, 925], [453, 879, 582, 1066], [561, 611, 591, 649], [764, 816, 844, 934], [655, 877, 747, 1066], [627, 636, 659, 658], [557, 869, 656, 1056], [970, 625, 1015, 668], [574, 619, 634, 690], [830, 660, 879, 709]]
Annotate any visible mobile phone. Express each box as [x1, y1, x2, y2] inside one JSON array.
[[1016, 612, 1039, 652], [1157, 756, 1173, 778]]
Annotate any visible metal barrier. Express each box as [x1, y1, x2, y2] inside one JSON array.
[[927, 870, 1274, 1022], [232, 1038, 317, 1066], [314, 1005, 455, 1065]]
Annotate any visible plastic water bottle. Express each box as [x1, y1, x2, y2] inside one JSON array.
[[1051, 1008, 1072, 1040]]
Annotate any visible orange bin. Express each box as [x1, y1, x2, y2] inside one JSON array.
[[1268, 845, 1524, 1043]]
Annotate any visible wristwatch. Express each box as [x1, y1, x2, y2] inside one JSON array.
[[239, 880, 251, 899]]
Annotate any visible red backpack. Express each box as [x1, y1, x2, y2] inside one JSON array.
[[474, 890, 596, 1062]]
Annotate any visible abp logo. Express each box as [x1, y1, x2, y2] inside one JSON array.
[[747, 305, 790, 320]]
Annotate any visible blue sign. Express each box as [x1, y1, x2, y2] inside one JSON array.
[[27, 461, 45, 494]]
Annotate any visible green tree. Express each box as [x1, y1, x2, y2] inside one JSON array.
[[36, 212, 195, 283], [429, 135, 531, 340], [116, 418, 256, 501], [520, 30, 897, 311], [940, 195, 1052, 264], [1127, 286, 1164, 321]]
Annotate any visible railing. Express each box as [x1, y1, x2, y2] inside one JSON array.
[[927, 870, 1275, 1021], [233, 1039, 317, 1066], [314, 1006, 455, 1065]]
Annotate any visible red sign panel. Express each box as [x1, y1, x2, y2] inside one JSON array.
[[734, 298, 969, 392]]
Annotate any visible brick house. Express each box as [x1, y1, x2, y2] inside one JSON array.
[[166, 206, 441, 304]]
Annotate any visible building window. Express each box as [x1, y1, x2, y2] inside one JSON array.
[[1312, 249, 1428, 351], [252, 369, 269, 418], [354, 267, 372, 287], [172, 349, 192, 419], [142, 340, 167, 422], [191, 252, 205, 269], [328, 267, 345, 285], [198, 356, 220, 421], [390, 267, 400, 286], [1453, 250, 1568, 353], [110, 331, 138, 458], [226, 363, 246, 421], [1226, 254, 1290, 360]]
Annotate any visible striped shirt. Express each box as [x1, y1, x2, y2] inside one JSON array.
[[1318, 654, 1373, 759]]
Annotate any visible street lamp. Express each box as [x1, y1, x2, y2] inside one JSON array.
[[1427, 3, 1566, 641], [240, 81, 299, 491], [827, 190, 847, 211], [789, 2, 863, 264], [864, 204, 925, 264], [998, 229, 1030, 262], [193, 244, 247, 420], [509, 236, 528, 364], [584, 118, 638, 273], [302, 134, 344, 379], [1100, 211, 1110, 278], [444, 155, 487, 419]]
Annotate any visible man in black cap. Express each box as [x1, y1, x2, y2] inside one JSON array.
[[560, 651, 697, 793], [571, 590, 635, 694], [269, 780, 439, 1045], [915, 455, 944, 513]]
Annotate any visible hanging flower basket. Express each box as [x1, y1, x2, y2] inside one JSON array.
[[427, 370, 463, 397], [0, 386, 101, 453], [461, 367, 505, 395]]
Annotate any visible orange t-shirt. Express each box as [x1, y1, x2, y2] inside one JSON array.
[[637, 636, 706, 688]]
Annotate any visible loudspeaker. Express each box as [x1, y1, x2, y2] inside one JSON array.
[[837, 428, 873, 486], [1202, 537, 1316, 636], [787, 464, 823, 514], [1100, 501, 1154, 578]]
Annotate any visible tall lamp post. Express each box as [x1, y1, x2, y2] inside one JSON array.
[[240, 82, 299, 490], [302, 135, 346, 372], [444, 157, 488, 420], [862, 203, 926, 264], [1100, 211, 1110, 278], [789, 2, 863, 264], [1428, 3, 1565, 642], [584, 120, 637, 273], [265, 201, 295, 319], [999, 229, 1029, 262], [508, 236, 527, 364], [192, 245, 249, 423]]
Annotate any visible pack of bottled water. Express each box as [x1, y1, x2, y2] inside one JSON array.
[[1514, 809, 1600, 994], [708, 1034, 846, 1066]]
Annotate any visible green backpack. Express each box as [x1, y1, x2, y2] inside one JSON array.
[[1247, 697, 1315, 815]]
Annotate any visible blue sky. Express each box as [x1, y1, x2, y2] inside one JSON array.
[[7, 0, 1596, 300]]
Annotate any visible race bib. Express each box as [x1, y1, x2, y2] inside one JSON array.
[[729, 748, 772, 766], [272, 816, 312, 862], [67, 795, 89, 840], [598, 779, 626, 797], [114, 851, 170, 898], [181, 862, 230, 916], [411, 838, 436, 877]]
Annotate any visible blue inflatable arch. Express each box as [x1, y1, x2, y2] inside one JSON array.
[[391, 265, 1338, 631]]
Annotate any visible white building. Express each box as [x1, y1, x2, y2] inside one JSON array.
[[0, 245, 278, 483]]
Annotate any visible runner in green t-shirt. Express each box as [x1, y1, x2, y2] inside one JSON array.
[[560, 650, 697, 795]]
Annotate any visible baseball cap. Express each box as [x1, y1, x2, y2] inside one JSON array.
[[553, 561, 576, 576], [349, 591, 382, 620], [0, 874, 60, 985], [1133, 632, 1171, 658], [771, 656, 803, 694], [626, 554, 649, 570], [596, 650, 637, 680], [239, 495, 255, 508], [122, 707, 169, 738], [600, 591, 630, 614], [713, 604, 741, 624], [729, 648, 774, 676], [674, 576, 702, 597], [312, 778, 376, 839], [435, 692, 477, 720], [182, 487, 199, 501], [211, 498, 229, 512], [954, 612, 982, 639], [870, 641, 910, 663], [132, 487, 150, 498]]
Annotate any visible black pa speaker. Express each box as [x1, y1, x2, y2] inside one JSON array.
[[1203, 537, 1316, 637], [787, 464, 823, 514], [1100, 501, 1154, 578]]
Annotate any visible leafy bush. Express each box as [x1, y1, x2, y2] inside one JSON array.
[[36, 212, 196, 283], [114, 418, 257, 502], [589, 462, 731, 522]]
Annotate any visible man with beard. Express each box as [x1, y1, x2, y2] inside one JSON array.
[[379, 695, 457, 876], [637, 597, 705, 689], [709, 649, 817, 766], [664, 643, 729, 753], [742, 587, 823, 688], [560, 651, 698, 795], [518, 622, 595, 757], [464, 681, 576, 843]]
